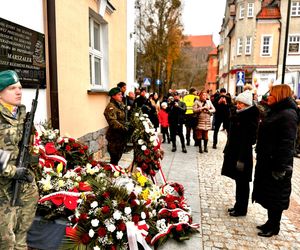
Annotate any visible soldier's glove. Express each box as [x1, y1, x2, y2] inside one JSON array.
[[13, 168, 34, 183], [272, 171, 286, 181], [236, 161, 245, 172]]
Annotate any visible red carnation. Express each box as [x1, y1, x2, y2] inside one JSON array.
[[79, 213, 88, 220], [97, 227, 107, 237], [81, 233, 91, 244], [102, 205, 110, 214], [141, 163, 148, 170], [132, 214, 140, 224], [69, 138, 75, 143], [118, 222, 126, 231], [118, 201, 126, 210], [144, 149, 150, 156], [73, 143, 80, 148], [45, 142, 57, 154], [65, 145, 71, 151], [111, 245, 117, 250], [66, 226, 77, 237], [102, 192, 110, 199], [103, 165, 112, 171], [79, 149, 85, 154], [176, 224, 183, 232], [169, 203, 177, 209], [83, 145, 89, 150], [171, 211, 178, 218]]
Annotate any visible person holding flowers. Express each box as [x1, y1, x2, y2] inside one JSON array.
[[104, 87, 128, 165]]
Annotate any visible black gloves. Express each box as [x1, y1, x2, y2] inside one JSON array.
[[236, 161, 245, 172], [13, 167, 33, 183]]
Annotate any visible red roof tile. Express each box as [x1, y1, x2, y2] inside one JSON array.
[[185, 35, 216, 48], [257, 7, 281, 19]]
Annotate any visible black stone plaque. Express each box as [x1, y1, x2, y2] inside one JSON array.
[[0, 17, 46, 88]]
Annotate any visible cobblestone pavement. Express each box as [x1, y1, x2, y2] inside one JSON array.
[[119, 130, 300, 250]]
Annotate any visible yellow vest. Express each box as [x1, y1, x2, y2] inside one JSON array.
[[182, 94, 197, 114]]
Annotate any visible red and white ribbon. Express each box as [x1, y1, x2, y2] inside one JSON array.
[[39, 145, 67, 167], [126, 221, 152, 250], [108, 164, 125, 174]]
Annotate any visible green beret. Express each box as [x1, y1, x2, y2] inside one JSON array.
[[108, 87, 121, 96], [0, 70, 19, 91]]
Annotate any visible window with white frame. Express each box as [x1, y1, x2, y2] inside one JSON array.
[[261, 35, 272, 56], [291, 1, 300, 16], [247, 3, 254, 17], [239, 4, 245, 19], [237, 38, 243, 56], [288, 35, 300, 54], [245, 36, 252, 55], [89, 9, 108, 90]]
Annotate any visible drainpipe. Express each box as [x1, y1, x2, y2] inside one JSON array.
[[46, 0, 60, 129], [281, 0, 292, 84]]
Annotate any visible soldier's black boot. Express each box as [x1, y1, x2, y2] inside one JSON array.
[[204, 139, 208, 152], [199, 140, 203, 153], [171, 144, 177, 152], [186, 138, 190, 146], [182, 145, 187, 153]]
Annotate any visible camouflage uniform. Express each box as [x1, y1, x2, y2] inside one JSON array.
[[0, 104, 39, 250], [104, 99, 127, 165]]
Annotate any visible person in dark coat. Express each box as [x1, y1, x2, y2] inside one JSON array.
[[221, 90, 259, 217], [168, 92, 187, 153], [212, 88, 231, 149], [252, 84, 298, 237]]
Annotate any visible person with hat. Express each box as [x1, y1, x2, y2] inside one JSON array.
[[221, 90, 259, 217], [0, 70, 39, 249], [104, 87, 128, 165]]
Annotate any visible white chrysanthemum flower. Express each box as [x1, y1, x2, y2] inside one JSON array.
[[141, 212, 146, 220], [138, 139, 144, 145], [39, 175, 53, 191], [58, 180, 65, 188], [89, 229, 95, 237], [107, 224, 116, 232], [94, 246, 100, 250], [90, 201, 98, 208], [141, 145, 147, 151], [113, 210, 122, 220], [114, 171, 120, 177], [140, 116, 145, 121], [149, 136, 156, 142], [145, 129, 150, 133], [125, 182, 135, 193], [153, 140, 158, 147], [134, 185, 142, 195], [116, 231, 123, 240], [76, 176, 82, 182], [91, 219, 99, 227], [124, 207, 132, 215], [135, 113, 139, 117]]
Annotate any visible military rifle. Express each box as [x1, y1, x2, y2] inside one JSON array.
[[11, 86, 39, 206]]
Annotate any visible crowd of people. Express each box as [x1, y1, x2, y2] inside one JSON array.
[[104, 81, 299, 239], [0, 68, 299, 249]]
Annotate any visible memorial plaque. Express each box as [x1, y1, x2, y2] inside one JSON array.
[[0, 17, 46, 88]]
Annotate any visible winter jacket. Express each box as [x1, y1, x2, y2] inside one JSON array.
[[221, 105, 259, 181], [158, 109, 169, 127], [252, 97, 298, 210], [193, 99, 215, 131]]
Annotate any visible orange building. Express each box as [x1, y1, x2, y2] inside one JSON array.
[[205, 48, 219, 93]]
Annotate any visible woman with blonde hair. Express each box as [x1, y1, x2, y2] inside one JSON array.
[[193, 91, 215, 153], [252, 84, 298, 237]]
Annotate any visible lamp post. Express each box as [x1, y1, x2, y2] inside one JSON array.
[[281, 0, 292, 84]]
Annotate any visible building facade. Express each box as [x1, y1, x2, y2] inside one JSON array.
[[218, 0, 300, 97]]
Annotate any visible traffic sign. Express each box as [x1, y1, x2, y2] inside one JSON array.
[[236, 71, 245, 87], [143, 78, 151, 86]]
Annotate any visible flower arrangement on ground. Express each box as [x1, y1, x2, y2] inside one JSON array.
[[32, 123, 199, 249]]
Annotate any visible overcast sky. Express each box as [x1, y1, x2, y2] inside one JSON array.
[[181, 0, 227, 45]]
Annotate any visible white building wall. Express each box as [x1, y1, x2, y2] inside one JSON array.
[[0, 0, 47, 123]]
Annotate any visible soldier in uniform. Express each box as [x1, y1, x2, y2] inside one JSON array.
[[104, 87, 128, 165], [0, 70, 39, 249]]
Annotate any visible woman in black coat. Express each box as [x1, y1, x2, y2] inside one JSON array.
[[252, 84, 298, 237], [221, 90, 259, 216]]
